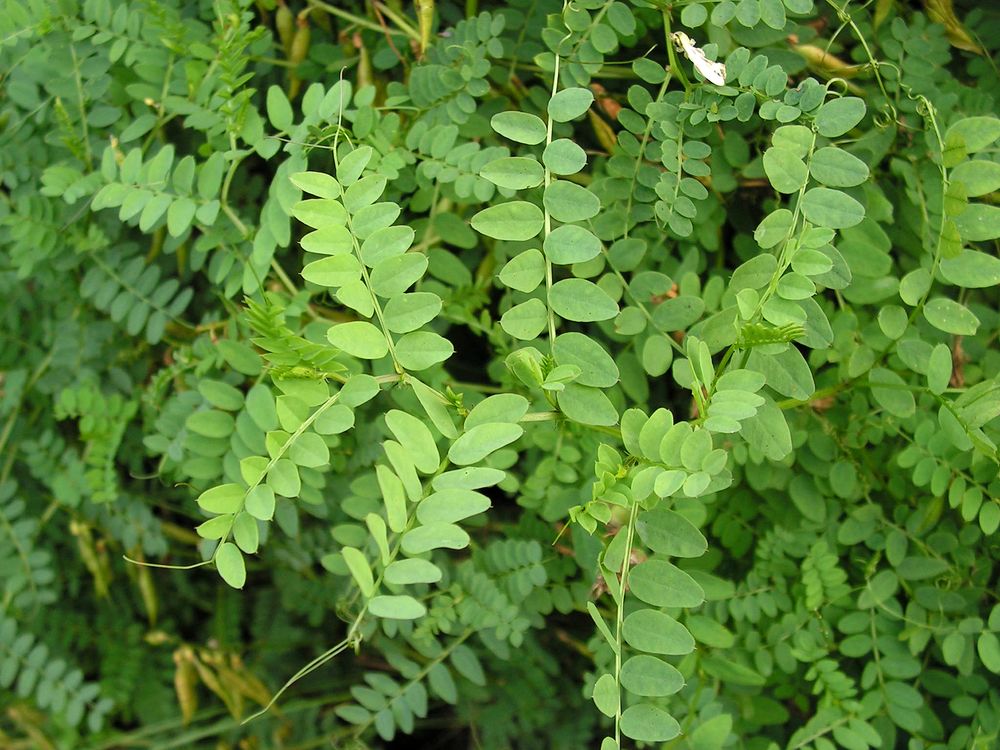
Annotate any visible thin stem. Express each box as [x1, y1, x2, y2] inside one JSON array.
[[543, 53, 562, 349], [307, 0, 415, 38], [613, 500, 640, 745], [69, 44, 93, 170], [662, 12, 691, 94]]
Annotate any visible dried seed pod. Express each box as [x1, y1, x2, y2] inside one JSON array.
[[289, 12, 310, 67], [287, 12, 310, 99], [415, 0, 435, 57], [588, 110, 617, 155], [173, 648, 198, 726], [275, 0, 294, 57], [924, 0, 983, 54]]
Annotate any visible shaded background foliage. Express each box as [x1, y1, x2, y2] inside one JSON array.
[[1, 0, 999, 748]]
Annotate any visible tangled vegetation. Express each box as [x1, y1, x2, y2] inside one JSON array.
[[1, 0, 999, 748]]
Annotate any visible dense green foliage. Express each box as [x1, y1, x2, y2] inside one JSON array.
[[2, 0, 999, 747]]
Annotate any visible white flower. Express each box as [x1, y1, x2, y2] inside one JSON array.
[[672, 32, 727, 86]]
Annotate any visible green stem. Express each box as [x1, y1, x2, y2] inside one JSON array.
[[662, 11, 691, 94], [307, 0, 414, 38], [69, 44, 93, 170], [613, 500, 640, 745], [543, 53, 562, 350]]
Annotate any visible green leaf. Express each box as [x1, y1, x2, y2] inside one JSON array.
[[197, 515, 232, 540], [343, 175, 387, 213], [301, 255, 362, 288], [368, 595, 426, 620], [544, 224, 602, 264], [384, 559, 442, 585], [383, 292, 442, 334], [166, 198, 197, 237], [337, 146, 373, 185], [500, 299, 548, 340], [629, 559, 705, 607], [465, 394, 530, 428], [543, 139, 587, 175], [878, 305, 908, 339], [586, 601, 619, 653], [759, 0, 786, 28], [216, 542, 246, 589], [620, 703, 681, 742], [814, 97, 866, 137], [385, 410, 439, 474], [754, 209, 794, 248], [953, 203, 1000, 242], [410, 377, 460, 439], [480, 157, 545, 190], [945, 116, 1000, 154], [342, 547, 374, 597], [394, 331, 454, 370], [950, 160, 1000, 197], [623, 609, 694, 654], [923, 298, 979, 335], [775, 272, 814, 300], [800, 188, 865, 229], [340, 375, 380, 409], [689, 713, 733, 750], [548, 87, 594, 122], [267, 458, 300, 497], [940, 251, 1000, 288], [549, 279, 619, 322], [360, 225, 415, 266], [763, 147, 808, 193], [687, 614, 736, 648], [448, 423, 524, 466], [369, 253, 428, 297], [197, 484, 244, 515], [927, 344, 952, 395], [739, 399, 792, 460], [232, 512, 259, 553], [553, 333, 619, 387], [245, 486, 275, 521], [186, 410, 235, 439], [636, 507, 708, 557], [499, 250, 546, 293], [433, 467, 506, 490], [301, 225, 353, 256], [772, 125, 813, 157], [869, 368, 915, 418], [543, 182, 601, 222], [266, 85, 293, 131], [491, 112, 547, 144], [376, 464, 407, 532], [350, 202, 400, 239], [682, 3, 709, 26], [620, 655, 685, 697], [291, 199, 348, 229], [470, 201, 545, 241], [288, 432, 329, 468], [977, 632, 1000, 674], [314, 404, 354, 434], [809, 147, 870, 187], [591, 674, 618, 718], [652, 296, 705, 331], [748, 347, 815, 400], [327, 321, 389, 359], [400, 523, 470, 554], [290, 171, 342, 200], [556, 384, 619, 426]]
